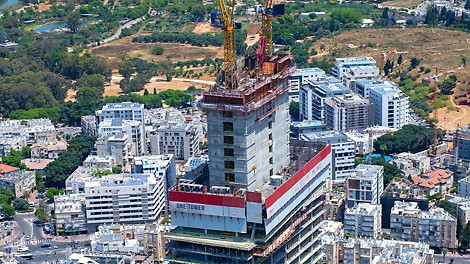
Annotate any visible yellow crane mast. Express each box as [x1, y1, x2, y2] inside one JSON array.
[[261, 0, 274, 57], [217, 0, 237, 90]]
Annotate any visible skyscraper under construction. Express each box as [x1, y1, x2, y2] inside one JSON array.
[[165, 0, 332, 263]]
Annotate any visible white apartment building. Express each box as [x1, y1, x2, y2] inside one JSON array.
[[288, 67, 326, 102], [332, 57, 377, 81], [54, 193, 86, 234], [0, 119, 56, 145], [344, 203, 382, 238], [324, 93, 372, 132], [458, 176, 470, 197], [84, 173, 165, 233], [91, 225, 141, 254], [302, 131, 356, 180], [66, 166, 111, 194], [95, 133, 132, 168], [150, 123, 201, 162], [445, 194, 470, 226], [322, 237, 434, 264], [96, 102, 146, 155], [346, 165, 384, 207], [390, 201, 457, 248], [81, 115, 97, 137], [299, 79, 350, 121], [342, 65, 380, 90], [0, 136, 27, 156]]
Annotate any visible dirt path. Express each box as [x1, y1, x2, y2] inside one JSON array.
[[193, 22, 216, 34]]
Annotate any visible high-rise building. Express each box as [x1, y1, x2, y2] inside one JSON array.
[[390, 201, 457, 248], [167, 54, 333, 263], [346, 165, 384, 207], [344, 203, 382, 238], [454, 125, 470, 163], [324, 93, 372, 131], [288, 67, 326, 102], [96, 102, 146, 155], [331, 57, 377, 81], [299, 79, 350, 121], [302, 131, 356, 180]]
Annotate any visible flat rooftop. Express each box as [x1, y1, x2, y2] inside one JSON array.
[[336, 57, 376, 65]]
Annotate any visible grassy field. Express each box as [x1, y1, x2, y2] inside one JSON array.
[[90, 36, 223, 70], [381, 0, 424, 8], [312, 27, 470, 130]]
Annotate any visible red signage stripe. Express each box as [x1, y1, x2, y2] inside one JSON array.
[[265, 145, 331, 209], [246, 191, 262, 203], [169, 191, 246, 208]]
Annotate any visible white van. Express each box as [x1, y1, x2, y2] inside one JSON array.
[[17, 247, 29, 253]]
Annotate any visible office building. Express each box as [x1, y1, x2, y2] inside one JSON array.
[[289, 67, 326, 102], [454, 125, 470, 163], [346, 165, 384, 207], [332, 57, 377, 81], [344, 203, 381, 238], [303, 131, 355, 180], [84, 173, 166, 232], [96, 102, 145, 155], [324, 93, 372, 131], [390, 201, 457, 248], [299, 79, 350, 121], [54, 193, 87, 235], [166, 50, 332, 264]]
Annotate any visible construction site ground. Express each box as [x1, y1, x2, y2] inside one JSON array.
[[312, 27, 470, 130]]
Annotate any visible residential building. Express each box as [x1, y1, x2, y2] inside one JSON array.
[[0, 164, 19, 176], [299, 79, 350, 121], [66, 166, 112, 194], [0, 136, 27, 156], [445, 194, 470, 226], [83, 155, 116, 169], [332, 57, 377, 81], [393, 151, 431, 177], [344, 126, 395, 156], [146, 108, 203, 162], [324, 191, 346, 221], [346, 165, 384, 207], [288, 67, 326, 102], [454, 125, 470, 163], [0, 170, 35, 198], [68, 252, 134, 264], [81, 115, 97, 137], [290, 120, 326, 138], [302, 131, 355, 180], [412, 168, 453, 196], [390, 201, 457, 248], [0, 119, 55, 145], [91, 224, 141, 254], [344, 203, 382, 238], [369, 81, 409, 129], [96, 102, 145, 155], [459, 177, 470, 197], [54, 193, 87, 235], [84, 173, 165, 232], [98, 119, 144, 156], [167, 51, 331, 264], [322, 237, 434, 264], [20, 158, 53, 172], [381, 178, 428, 228], [341, 65, 380, 90], [95, 133, 132, 168], [30, 138, 67, 160], [324, 93, 372, 131]]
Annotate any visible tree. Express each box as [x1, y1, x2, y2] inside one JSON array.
[[66, 12, 81, 34], [2, 204, 15, 217], [397, 54, 403, 65], [153, 88, 157, 95], [46, 187, 62, 199], [12, 198, 30, 211], [35, 208, 48, 223], [289, 101, 300, 121], [462, 56, 468, 67], [384, 59, 392, 76], [151, 45, 164, 55], [410, 57, 420, 69], [380, 7, 389, 26], [439, 77, 457, 95], [466, 0, 470, 9], [112, 167, 122, 174], [75, 87, 103, 102]]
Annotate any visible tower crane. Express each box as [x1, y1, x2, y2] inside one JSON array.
[[258, 0, 284, 63], [217, 0, 237, 90]]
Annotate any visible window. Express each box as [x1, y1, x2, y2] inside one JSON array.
[[268, 121, 272, 129], [223, 122, 234, 132], [269, 134, 273, 140], [224, 148, 234, 157], [225, 173, 235, 182], [269, 157, 273, 165], [269, 145, 273, 153], [222, 111, 233, 118], [224, 161, 235, 169], [224, 136, 234, 145]]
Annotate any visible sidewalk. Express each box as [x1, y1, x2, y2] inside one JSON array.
[[0, 221, 21, 246], [51, 234, 90, 243]]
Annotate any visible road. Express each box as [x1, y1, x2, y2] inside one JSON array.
[[86, 17, 145, 47], [435, 254, 470, 264]]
